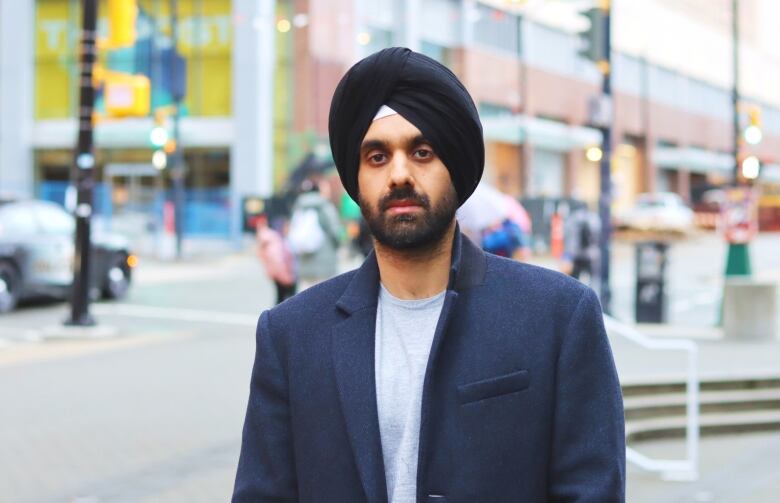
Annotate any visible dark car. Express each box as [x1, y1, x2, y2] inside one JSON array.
[[0, 199, 135, 313]]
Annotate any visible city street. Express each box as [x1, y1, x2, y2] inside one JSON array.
[[1, 232, 779, 502], [2, 0, 779, 501]]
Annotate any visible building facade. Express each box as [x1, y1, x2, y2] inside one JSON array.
[[2, 0, 780, 247], [292, 0, 780, 216]]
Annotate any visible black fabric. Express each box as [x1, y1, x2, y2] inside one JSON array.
[[328, 47, 484, 206]]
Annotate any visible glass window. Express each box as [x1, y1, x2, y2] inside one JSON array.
[[420, 40, 454, 68], [479, 102, 513, 118], [473, 5, 520, 54]]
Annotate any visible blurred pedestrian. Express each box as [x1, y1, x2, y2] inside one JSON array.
[[254, 214, 296, 304], [234, 47, 624, 503], [563, 206, 601, 285], [287, 179, 342, 291], [480, 217, 527, 259]]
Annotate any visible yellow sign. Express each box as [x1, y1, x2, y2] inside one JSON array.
[[104, 72, 151, 117], [34, 0, 233, 119]]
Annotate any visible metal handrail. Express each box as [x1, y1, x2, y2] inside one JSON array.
[[604, 315, 699, 481]]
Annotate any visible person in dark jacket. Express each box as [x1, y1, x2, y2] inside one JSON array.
[[233, 47, 625, 503]]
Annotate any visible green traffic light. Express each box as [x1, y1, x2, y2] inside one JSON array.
[[150, 126, 168, 148]]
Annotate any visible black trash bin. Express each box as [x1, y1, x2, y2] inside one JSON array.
[[635, 241, 668, 323]]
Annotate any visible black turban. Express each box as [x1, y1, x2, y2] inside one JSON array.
[[328, 47, 484, 206]]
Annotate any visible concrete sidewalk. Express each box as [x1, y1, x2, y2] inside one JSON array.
[[627, 431, 780, 502], [608, 324, 780, 385]]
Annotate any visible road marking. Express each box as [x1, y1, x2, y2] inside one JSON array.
[[91, 303, 258, 327], [0, 331, 193, 367]]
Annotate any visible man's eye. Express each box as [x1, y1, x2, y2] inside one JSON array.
[[369, 153, 386, 163], [413, 149, 433, 159]]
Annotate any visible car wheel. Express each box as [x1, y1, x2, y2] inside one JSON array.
[[0, 262, 20, 314], [102, 255, 131, 300]]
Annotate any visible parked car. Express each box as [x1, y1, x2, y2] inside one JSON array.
[[616, 192, 695, 233], [0, 199, 135, 313]]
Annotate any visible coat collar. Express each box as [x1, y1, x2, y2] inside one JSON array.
[[335, 227, 487, 315]]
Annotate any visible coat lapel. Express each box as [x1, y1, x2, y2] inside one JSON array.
[[332, 252, 388, 503]]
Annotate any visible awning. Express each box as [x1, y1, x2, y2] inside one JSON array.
[[33, 117, 234, 149], [482, 114, 602, 152], [653, 146, 733, 174], [761, 163, 780, 183]]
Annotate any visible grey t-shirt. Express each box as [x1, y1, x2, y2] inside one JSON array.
[[375, 283, 446, 503]]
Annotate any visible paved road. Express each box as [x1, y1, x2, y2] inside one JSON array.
[[1, 233, 778, 501], [1, 255, 269, 503]]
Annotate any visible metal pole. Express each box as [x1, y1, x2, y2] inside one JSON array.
[[598, 0, 613, 313], [732, 0, 740, 182], [723, 0, 751, 278], [67, 0, 99, 327], [170, 0, 185, 259]]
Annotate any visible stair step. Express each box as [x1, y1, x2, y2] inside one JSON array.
[[624, 389, 780, 419], [622, 377, 780, 397], [626, 409, 780, 443]]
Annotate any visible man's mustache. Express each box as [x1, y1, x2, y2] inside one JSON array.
[[379, 187, 431, 212]]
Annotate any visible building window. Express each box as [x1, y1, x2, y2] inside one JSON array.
[[479, 102, 513, 118], [472, 4, 520, 55], [420, 40, 453, 68]]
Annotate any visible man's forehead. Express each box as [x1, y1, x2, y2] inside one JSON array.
[[362, 114, 424, 145]]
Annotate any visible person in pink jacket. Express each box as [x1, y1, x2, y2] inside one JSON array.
[[255, 214, 297, 304]]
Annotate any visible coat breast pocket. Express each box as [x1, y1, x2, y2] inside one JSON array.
[[457, 369, 530, 405]]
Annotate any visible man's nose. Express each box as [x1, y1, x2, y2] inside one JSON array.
[[388, 152, 414, 188]]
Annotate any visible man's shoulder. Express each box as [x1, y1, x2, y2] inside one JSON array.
[[265, 269, 358, 326], [482, 253, 590, 302]]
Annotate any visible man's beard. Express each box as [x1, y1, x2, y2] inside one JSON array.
[[358, 185, 458, 251]]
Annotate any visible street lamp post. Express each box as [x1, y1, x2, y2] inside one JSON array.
[[579, 0, 613, 312], [169, 0, 186, 259], [726, 0, 752, 277], [67, 0, 99, 327], [597, 1, 613, 313]]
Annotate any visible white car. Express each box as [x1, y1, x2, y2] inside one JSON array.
[[618, 192, 694, 233]]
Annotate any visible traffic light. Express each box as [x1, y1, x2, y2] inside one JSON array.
[[578, 7, 608, 63], [741, 155, 760, 180], [108, 0, 138, 48], [150, 110, 169, 148], [578, 3, 610, 73], [150, 126, 168, 148], [152, 149, 167, 170], [744, 106, 763, 145]]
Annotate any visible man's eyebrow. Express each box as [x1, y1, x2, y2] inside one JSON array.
[[360, 139, 387, 153], [360, 135, 432, 153], [408, 135, 432, 148]]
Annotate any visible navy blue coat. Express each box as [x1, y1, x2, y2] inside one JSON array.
[[234, 232, 625, 502]]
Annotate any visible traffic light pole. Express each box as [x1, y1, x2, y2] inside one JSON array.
[[597, 2, 613, 313], [169, 0, 185, 259], [725, 0, 752, 277], [731, 0, 741, 184], [67, 0, 98, 326]]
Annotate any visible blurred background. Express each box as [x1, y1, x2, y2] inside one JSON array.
[[1, 0, 779, 501]]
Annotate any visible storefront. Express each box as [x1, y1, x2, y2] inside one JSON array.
[[32, 0, 234, 239]]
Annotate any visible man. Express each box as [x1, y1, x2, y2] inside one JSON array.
[[563, 204, 601, 286], [288, 179, 343, 291], [254, 213, 296, 304], [234, 47, 625, 502]]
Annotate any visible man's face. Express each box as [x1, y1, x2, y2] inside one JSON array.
[[357, 114, 458, 251]]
